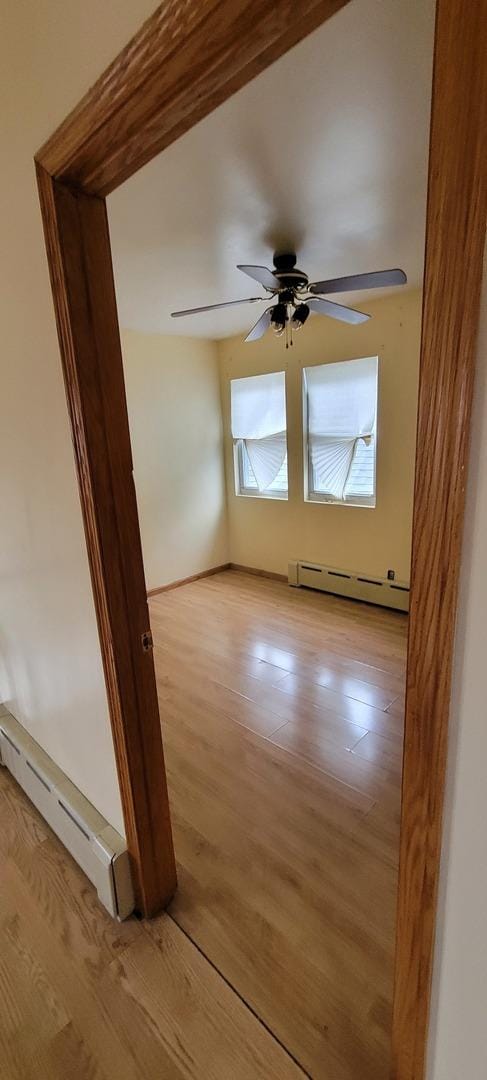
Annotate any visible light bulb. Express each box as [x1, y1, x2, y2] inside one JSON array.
[[291, 303, 310, 331], [270, 302, 287, 336]]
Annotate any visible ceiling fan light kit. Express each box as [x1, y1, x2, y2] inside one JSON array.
[[170, 252, 407, 345], [270, 302, 287, 336], [291, 303, 310, 331]]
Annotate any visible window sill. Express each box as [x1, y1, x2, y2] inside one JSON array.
[[236, 489, 288, 501], [305, 494, 376, 508]]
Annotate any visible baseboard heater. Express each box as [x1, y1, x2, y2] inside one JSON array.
[[288, 560, 409, 612], [0, 706, 134, 919]]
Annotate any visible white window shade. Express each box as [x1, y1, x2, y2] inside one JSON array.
[[231, 371, 287, 492], [305, 357, 378, 502]]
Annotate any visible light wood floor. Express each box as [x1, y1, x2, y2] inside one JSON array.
[[150, 570, 407, 1080], [0, 768, 303, 1079], [0, 570, 406, 1080]]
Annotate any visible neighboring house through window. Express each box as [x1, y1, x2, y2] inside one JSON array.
[[303, 356, 378, 506], [231, 371, 288, 499]]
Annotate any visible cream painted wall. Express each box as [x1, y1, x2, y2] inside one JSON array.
[[0, 0, 159, 834], [218, 289, 422, 581], [121, 331, 228, 591], [427, 266, 487, 1080]]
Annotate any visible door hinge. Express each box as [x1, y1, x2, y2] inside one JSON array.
[[141, 630, 153, 652]]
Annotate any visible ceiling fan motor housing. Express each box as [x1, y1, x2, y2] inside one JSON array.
[[273, 252, 309, 291]]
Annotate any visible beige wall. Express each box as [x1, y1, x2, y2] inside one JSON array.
[[218, 289, 422, 581], [0, 0, 159, 834], [121, 330, 228, 591], [427, 266, 487, 1080]]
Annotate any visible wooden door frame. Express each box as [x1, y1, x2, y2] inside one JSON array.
[[35, 0, 486, 1075]]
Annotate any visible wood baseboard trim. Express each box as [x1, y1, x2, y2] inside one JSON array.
[[147, 564, 231, 597], [229, 563, 288, 583]]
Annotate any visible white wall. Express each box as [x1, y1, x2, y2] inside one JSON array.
[[427, 265, 487, 1078], [121, 330, 228, 590], [0, 1, 158, 834]]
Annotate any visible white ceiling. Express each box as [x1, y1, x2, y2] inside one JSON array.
[[108, 0, 435, 340]]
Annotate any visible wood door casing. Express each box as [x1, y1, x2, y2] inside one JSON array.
[[34, 0, 487, 1074], [35, 167, 176, 915], [392, 0, 487, 1075]]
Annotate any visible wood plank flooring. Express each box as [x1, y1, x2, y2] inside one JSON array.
[[0, 569, 406, 1080], [150, 570, 407, 1080], [0, 767, 304, 1079]]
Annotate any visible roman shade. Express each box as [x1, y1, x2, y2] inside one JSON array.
[[231, 371, 287, 491], [305, 356, 378, 500]]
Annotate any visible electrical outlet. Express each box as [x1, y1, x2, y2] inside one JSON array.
[[387, 569, 395, 581]]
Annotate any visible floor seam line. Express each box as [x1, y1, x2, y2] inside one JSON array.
[[165, 911, 312, 1079]]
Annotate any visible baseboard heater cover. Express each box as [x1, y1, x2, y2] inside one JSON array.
[[288, 560, 409, 612], [0, 706, 134, 920]]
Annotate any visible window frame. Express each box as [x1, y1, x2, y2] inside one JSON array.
[[302, 359, 378, 508]]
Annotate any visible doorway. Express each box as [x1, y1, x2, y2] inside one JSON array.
[[35, 1, 487, 1077]]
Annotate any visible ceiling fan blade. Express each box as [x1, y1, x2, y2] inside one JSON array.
[[245, 307, 273, 342], [237, 264, 280, 290], [171, 296, 261, 318], [307, 297, 370, 325], [309, 268, 407, 295]]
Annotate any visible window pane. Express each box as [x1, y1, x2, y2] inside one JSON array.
[[344, 437, 375, 499], [241, 442, 288, 492], [311, 463, 334, 496], [241, 442, 257, 489]]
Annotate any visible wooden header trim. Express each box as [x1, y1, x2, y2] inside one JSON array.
[[36, 0, 348, 196]]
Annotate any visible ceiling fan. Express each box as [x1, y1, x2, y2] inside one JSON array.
[[171, 253, 407, 345]]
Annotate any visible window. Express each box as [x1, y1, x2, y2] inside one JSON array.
[[304, 356, 378, 506], [231, 371, 288, 499]]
